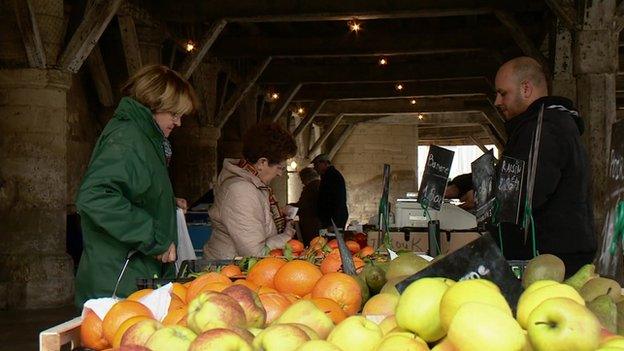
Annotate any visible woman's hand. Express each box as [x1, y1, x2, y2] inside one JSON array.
[[176, 198, 188, 213], [156, 243, 177, 263], [284, 220, 296, 238]]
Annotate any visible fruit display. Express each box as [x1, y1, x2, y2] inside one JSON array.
[[74, 238, 624, 351]]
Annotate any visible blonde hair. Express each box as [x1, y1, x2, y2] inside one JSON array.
[[121, 65, 199, 116]]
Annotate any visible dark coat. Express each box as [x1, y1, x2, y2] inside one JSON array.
[[318, 166, 349, 229], [497, 96, 596, 273], [294, 179, 322, 245], [75, 97, 177, 307]]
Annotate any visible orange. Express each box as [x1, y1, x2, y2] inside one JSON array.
[[327, 239, 338, 249], [346, 240, 361, 254], [233, 279, 259, 291], [310, 236, 327, 248], [311, 297, 347, 324], [283, 293, 300, 303], [302, 293, 312, 299], [257, 286, 278, 294], [81, 309, 110, 350], [320, 253, 365, 274], [126, 288, 153, 301], [269, 248, 283, 257], [162, 308, 187, 326], [192, 281, 232, 298], [220, 264, 243, 278], [186, 272, 231, 303], [274, 260, 323, 297], [171, 282, 187, 302], [247, 257, 286, 289], [358, 246, 375, 258], [287, 239, 304, 253], [361, 293, 399, 317], [259, 292, 293, 324], [112, 315, 150, 348], [102, 300, 153, 344], [168, 294, 186, 312], [311, 272, 362, 316]]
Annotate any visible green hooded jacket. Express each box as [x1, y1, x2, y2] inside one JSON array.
[[75, 97, 177, 307]]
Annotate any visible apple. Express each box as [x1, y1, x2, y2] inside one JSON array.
[[247, 327, 262, 337], [327, 315, 383, 351], [286, 323, 319, 340], [602, 336, 624, 348], [273, 300, 334, 339], [295, 340, 342, 351], [144, 325, 197, 351], [516, 283, 585, 329], [439, 279, 512, 332], [187, 291, 247, 334], [527, 297, 600, 351], [396, 277, 449, 342], [378, 315, 398, 335], [228, 326, 255, 344], [222, 284, 267, 328], [431, 338, 457, 351], [115, 346, 152, 351], [595, 348, 624, 351], [252, 324, 310, 351], [188, 328, 253, 351], [524, 280, 559, 294], [447, 302, 526, 351], [375, 334, 429, 351], [120, 319, 162, 347]]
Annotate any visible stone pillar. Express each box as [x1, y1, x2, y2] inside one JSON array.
[[552, 20, 576, 102], [573, 1, 618, 243], [0, 69, 74, 308]]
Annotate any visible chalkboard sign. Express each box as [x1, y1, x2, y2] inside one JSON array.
[[418, 146, 454, 211], [496, 156, 525, 224], [395, 233, 523, 309], [596, 120, 624, 280], [472, 150, 496, 222]]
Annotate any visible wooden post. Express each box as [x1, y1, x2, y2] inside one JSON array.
[[328, 124, 357, 161], [13, 0, 46, 68], [469, 136, 489, 153], [86, 45, 115, 107], [292, 100, 327, 138], [118, 13, 142, 75], [270, 83, 302, 122], [182, 19, 227, 79], [307, 114, 344, 157]]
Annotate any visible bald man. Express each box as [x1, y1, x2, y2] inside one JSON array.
[[493, 57, 596, 275]]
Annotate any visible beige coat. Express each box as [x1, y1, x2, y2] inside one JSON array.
[[204, 159, 292, 259]]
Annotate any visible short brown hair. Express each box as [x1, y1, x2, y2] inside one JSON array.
[[121, 64, 199, 116], [299, 167, 320, 185], [242, 122, 297, 164]]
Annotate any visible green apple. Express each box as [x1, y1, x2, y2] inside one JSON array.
[[524, 280, 560, 294], [120, 319, 162, 347], [222, 284, 267, 328], [595, 348, 624, 351], [395, 277, 449, 342], [327, 315, 383, 351], [375, 334, 429, 351], [602, 335, 624, 348], [431, 338, 457, 351], [527, 297, 600, 351], [188, 328, 252, 351], [253, 324, 310, 351], [516, 283, 585, 329], [295, 340, 342, 351], [447, 302, 526, 351], [187, 291, 247, 334], [286, 323, 319, 340], [273, 299, 334, 339], [378, 315, 397, 335], [439, 279, 512, 331], [145, 325, 197, 351]]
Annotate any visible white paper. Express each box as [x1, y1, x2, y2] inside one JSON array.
[[388, 248, 399, 260], [176, 208, 197, 272], [139, 282, 173, 322], [82, 297, 120, 320], [284, 205, 299, 220]]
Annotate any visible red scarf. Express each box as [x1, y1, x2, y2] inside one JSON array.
[[237, 159, 286, 233]]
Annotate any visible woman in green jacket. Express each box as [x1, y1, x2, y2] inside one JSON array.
[[75, 65, 198, 307]]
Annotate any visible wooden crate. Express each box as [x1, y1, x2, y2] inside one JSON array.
[[39, 316, 81, 351]]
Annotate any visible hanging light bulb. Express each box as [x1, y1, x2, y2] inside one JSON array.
[[348, 19, 361, 32], [378, 57, 388, 66], [418, 113, 424, 120], [410, 99, 417, 105], [297, 107, 305, 114], [185, 40, 195, 52], [271, 92, 279, 100], [395, 83, 404, 91]]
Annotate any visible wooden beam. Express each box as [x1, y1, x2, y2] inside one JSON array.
[[270, 83, 302, 122], [118, 13, 142, 75], [87, 45, 115, 107], [13, 0, 46, 68], [418, 125, 487, 140], [292, 100, 327, 138], [481, 124, 503, 151], [544, 0, 577, 31], [469, 135, 489, 153], [616, 1, 624, 32], [182, 19, 228, 79], [260, 56, 498, 84], [216, 57, 272, 130], [307, 114, 344, 157], [328, 124, 357, 161], [494, 10, 550, 74], [336, 112, 488, 126], [208, 57, 243, 84], [59, 0, 123, 73]]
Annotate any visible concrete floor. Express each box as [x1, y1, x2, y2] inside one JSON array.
[[0, 306, 79, 351]]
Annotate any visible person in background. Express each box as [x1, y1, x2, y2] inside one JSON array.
[[444, 173, 476, 210], [204, 122, 297, 258], [312, 154, 349, 230], [292, 167, 322, 245], [493, 56, 596, 275], [75, 65, 198, 307]]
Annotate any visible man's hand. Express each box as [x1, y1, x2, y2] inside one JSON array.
[[156, 243, 177, 263], [176, 198, 188, 213]]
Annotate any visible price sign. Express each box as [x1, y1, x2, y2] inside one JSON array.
[[472, 150, 496, 222], [418, 146, 454, 211], [496, 156, 525, 224]]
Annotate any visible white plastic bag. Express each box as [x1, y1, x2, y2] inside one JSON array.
[[175, 208, 196, 273]]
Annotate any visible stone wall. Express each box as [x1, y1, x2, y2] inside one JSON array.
[[332, 123, 418, 224]]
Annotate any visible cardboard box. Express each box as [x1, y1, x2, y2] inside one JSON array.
[[367, 230, 481, 255]]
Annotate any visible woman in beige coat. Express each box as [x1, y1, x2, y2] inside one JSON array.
[[204, 123, 297, 259]]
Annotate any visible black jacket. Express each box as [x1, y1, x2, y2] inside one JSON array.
[[498, 96, 596, 266], [318, 166, 349, 229], [293, 179, 322, 245]]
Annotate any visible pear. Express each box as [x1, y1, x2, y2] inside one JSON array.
[[580, 277, 622, 302], [617, 300, 624, 335], [564, 264, 598, 291], [386, 252, 429, 280], [355, 273, 371, 306], [273, 300, 334, 339], [587, 294, 617, 333], [363, 263, 387, 294], [380, 275, 410, 296], [521, 254, 565, 289]]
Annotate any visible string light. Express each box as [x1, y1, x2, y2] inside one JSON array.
[[290, 161, 298, 169], [185, 40, 195, 52], [348, 19, 361, 32], [378, 57, 388, 66], [395, 83, 404, 91], [267, 91, 279, 101], [418, 114, 424, 120], [297, 107, 305, 114], [410, 99, 417, 105]]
